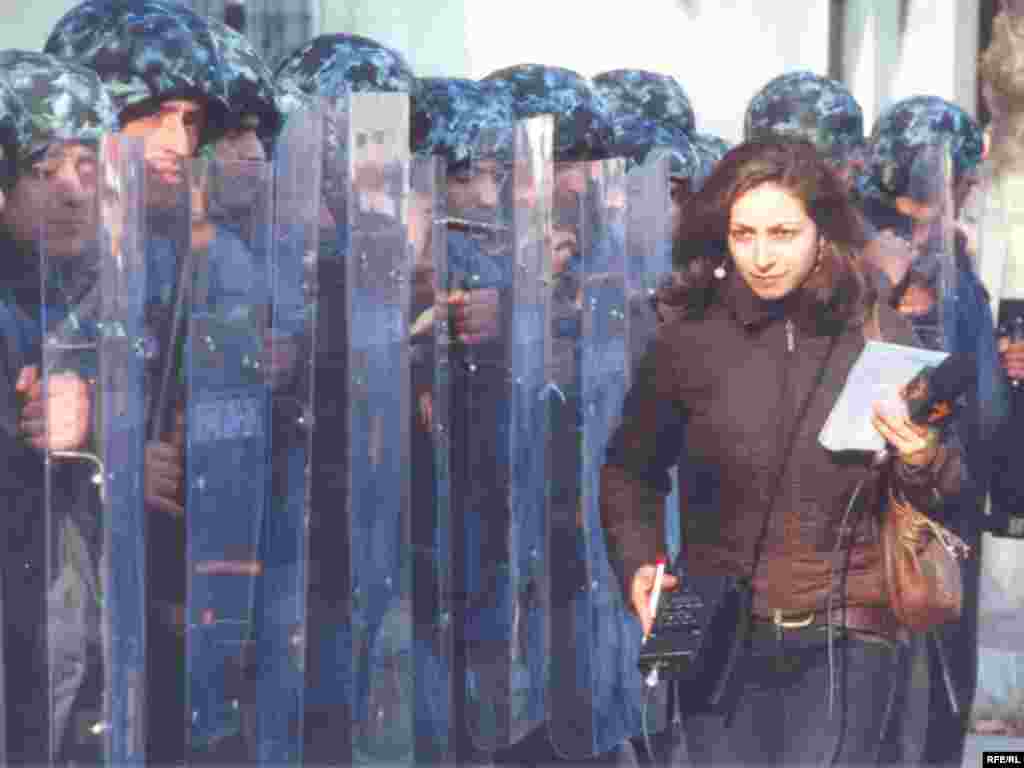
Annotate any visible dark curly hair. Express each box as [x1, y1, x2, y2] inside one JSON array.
[[659, 138, 874, 333]]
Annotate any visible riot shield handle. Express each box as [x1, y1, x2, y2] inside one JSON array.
[[49, 450, 106, 502]]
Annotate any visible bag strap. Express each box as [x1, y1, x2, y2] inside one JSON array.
[[746, 329, 840, 588]]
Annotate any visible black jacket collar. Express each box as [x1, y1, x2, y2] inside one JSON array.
[[720, 269, 861, 340], [722, 270, 789, 332]]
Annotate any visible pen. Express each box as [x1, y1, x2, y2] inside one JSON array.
[[643, 557, 666, 645]]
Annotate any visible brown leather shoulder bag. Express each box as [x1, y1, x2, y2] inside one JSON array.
[[867, 303, 972, 632]]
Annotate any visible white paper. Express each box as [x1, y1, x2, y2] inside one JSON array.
[[818, 340, 949, 453]]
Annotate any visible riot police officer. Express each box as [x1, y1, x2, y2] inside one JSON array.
[[0, 50, 118, 765], [275, 31, 420, 764], [862, 95, 1003, 768], [44, 3, 265, 761], [478, 62, 650, 768]]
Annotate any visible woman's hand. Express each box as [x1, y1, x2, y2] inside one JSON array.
[[631, 563, 678, 637], [871, 401, 939, 467]]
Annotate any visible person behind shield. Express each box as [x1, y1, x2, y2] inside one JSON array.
[[275, 30, 420, 763], [479, 62, 659, 768], [861, 92, 1002, 768], [44, 3, 256, 762], [601, 138, 963, 767], [44, 0, 239, 520], [0, 50, 118, 765], [204, 16, 280, 241], [409, 75, 522, 764], [593, 68, 702, 242]]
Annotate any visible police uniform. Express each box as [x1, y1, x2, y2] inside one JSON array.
[[0, 51, 117, 765]]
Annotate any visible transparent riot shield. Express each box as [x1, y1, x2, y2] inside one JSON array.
[[302, 95, 354, 765], [341, 92, 416, 764], [183, 148, 282, 763], [139, 132, 195, 766], [546, 156, 654, 760], [40, 135, 147, 764], [862, 141, 1003, 753], [410, 154, 453, 763], [624, 152, 672, 376], [450, 116, 553, 753], [247, 102, 321, 766]]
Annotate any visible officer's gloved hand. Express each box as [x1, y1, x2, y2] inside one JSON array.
[[145, 405, 184, 517], [262, 330, 300, 392], [862, 229, 914, 299], [999, 336, 1024, 381], [448, 287, 501, 345], [16, 365, 92, 452]]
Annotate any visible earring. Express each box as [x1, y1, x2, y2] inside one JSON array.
[[713, 262, 727, 280]]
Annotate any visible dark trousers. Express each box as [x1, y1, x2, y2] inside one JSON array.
[[492, 724, 640, 768], [677, 625, 904, 767]]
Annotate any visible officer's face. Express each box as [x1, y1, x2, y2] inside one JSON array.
[[3, 142, 98, 260], [214, 124, 266, 165], [555, 164, 587, 203], [212, 124, 268, 213], [121, 99, 205, 186], [551, 225, 577, 276], [448, 159, 505, 215], [728, 181, 820, 301]]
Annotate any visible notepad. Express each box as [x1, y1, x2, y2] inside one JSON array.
[[818, 340, 949, 453]]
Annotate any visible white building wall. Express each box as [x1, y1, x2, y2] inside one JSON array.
[[321, 0, 832, 143], [842, 0, 981, 133], [0, 0, 984, 142], [0, 0, 83, 52]]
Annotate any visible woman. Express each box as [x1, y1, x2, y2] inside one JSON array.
[[600, 138, 962, 766]]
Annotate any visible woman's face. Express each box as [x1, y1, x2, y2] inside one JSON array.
[[728, 181, 820, 300]]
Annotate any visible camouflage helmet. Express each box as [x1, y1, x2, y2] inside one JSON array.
[[867, 95, 983, 201], [612, 116, 702, 178], [276, 77, 313, 118], [592, 68, 695, 141], [44, 0, 231, 123], [691, 132, 731, 166], [0, 79, 30, 191], [411, 77, 514, 170], [636, 140, 709, 187], [744, 70, 864, 165], [481, 64, 615, 163], [274, 33, 415, 100], [204, 17, 281, 142], [0, 50, 119, 168]]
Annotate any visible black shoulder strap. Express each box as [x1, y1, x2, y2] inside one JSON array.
[[747, 331, 841, 585]]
